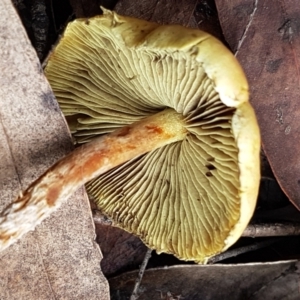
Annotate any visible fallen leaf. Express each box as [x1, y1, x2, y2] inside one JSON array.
[[215, 0, 300, 210], [69, 0, 118, 18], [115, 0, 224, 39], [0, 0, 109, 298], [95, 222, 147, 277], [109, 261, 300, 299]]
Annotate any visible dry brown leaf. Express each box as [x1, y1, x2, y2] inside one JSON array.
[[215, 0, 300, 210], [115, 0, 199, 27], [115, 0, 223, 39], [0, 0, 109, 298], [69, 0, 117, 17], [69, 0, 102, 17], [95, 222, 147, 277], [109, 260, 300, 299]]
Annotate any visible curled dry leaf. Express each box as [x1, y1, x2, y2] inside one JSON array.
[[0, 9, 260, 263]]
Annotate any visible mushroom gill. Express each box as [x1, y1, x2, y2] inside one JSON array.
[[44, 10, 260, 263]]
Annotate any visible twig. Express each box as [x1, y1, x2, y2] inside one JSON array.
[[208, 238, 282, 264], [235, 0, 258, 56], [242, 222, 300, 237], [260, 176, 275, 181], [130, 248, 152, 300]]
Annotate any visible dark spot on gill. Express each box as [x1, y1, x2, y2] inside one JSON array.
[[206, 163, 216, 171]]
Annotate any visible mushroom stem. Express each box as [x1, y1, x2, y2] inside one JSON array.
[[0, 109, 187, 252]]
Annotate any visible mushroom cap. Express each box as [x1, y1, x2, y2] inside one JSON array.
[[44, 9, 260, 263]]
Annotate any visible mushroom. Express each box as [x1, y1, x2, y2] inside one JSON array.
[[0, 10, 260, 263]]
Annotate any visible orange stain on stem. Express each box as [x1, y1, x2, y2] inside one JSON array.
[[145, 125, 163, 134], [46, 186, 60, 206]]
